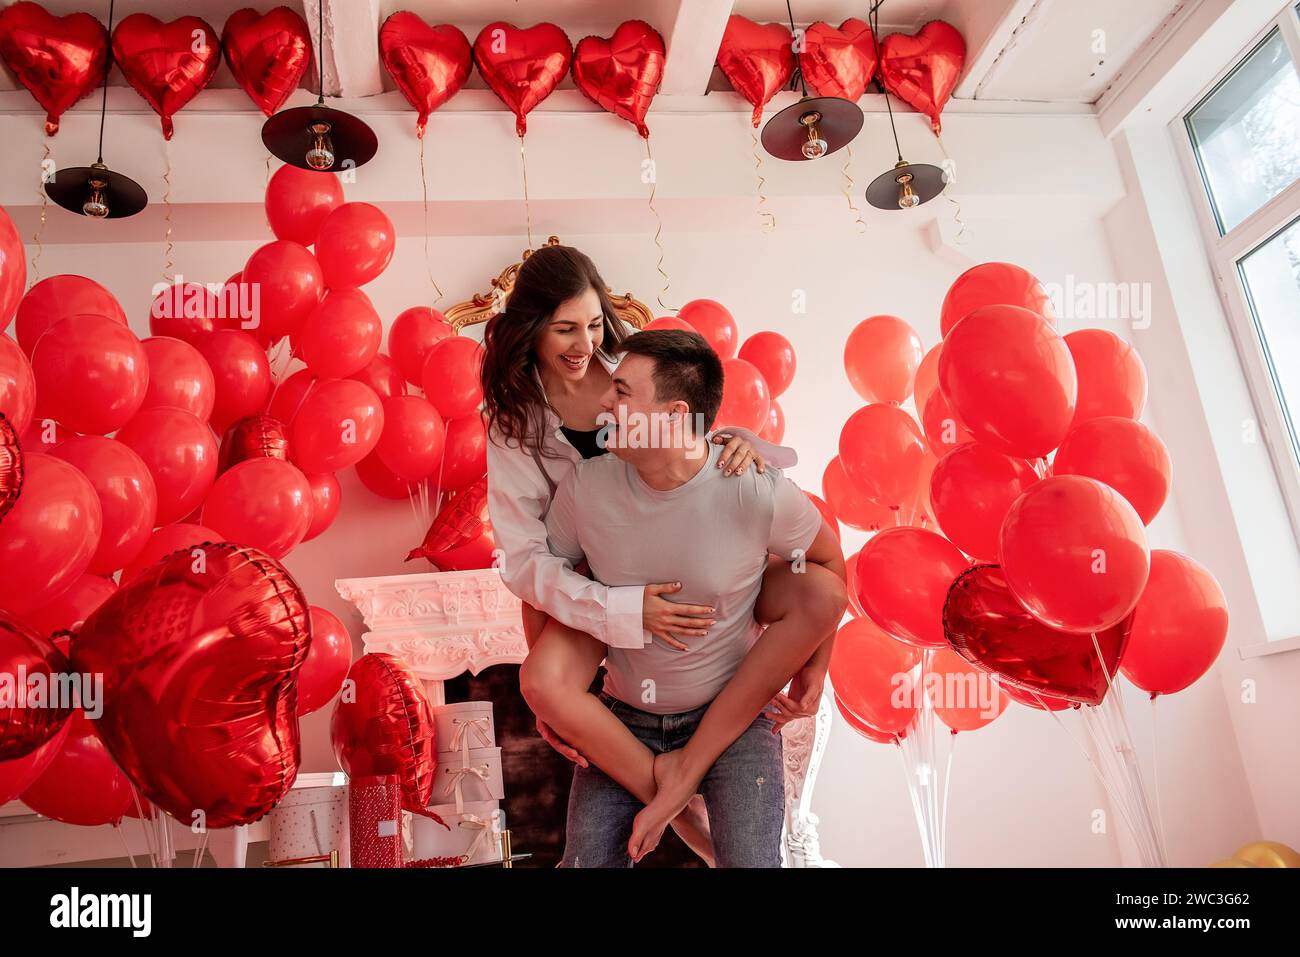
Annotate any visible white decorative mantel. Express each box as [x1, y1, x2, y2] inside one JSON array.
[[334, 568, 836, 866]]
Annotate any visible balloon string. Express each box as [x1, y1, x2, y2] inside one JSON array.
[[935, 134, 970, 245], [518, 135, 535, 250], [643, 135, 675, 313], [162, 139, 175, 282], [1149, 695, 1168, 856], [750, 127, 775, 233], [419, 135, 445, 306], [113, 822, 139, 868], [192, 829, 210, 868], [841, 145, 867, 234], [31, 140, 50, 285], [940, 729, 955, 864]]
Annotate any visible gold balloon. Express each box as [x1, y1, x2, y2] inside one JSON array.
[[1231, 841, 1300, 868], [1209, 859, 1255, 868]]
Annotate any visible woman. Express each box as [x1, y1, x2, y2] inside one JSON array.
[[482, 245, 841, 864]]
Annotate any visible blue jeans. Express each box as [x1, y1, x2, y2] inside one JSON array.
[[560, 692, 785, 868]]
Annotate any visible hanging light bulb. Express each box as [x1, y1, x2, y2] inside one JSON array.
[[305, 122, 335, 169], [82, 167, 111, 217], [800, 111, 827, 159]]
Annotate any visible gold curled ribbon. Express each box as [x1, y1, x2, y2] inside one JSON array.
[[750, 126, 776, 234], [643, 135, 676, 313], [31, 140, 50, 285], [935, 134, 970, 245], [518, 135, 535, 251], [161, 138, 175, 281], [841, 144, 867, 234], [418, 135, 445, 306]]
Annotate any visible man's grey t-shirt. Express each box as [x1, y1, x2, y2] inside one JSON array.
[[544, 441, 823, 715]]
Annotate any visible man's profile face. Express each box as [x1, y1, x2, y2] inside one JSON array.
[[600, 353, 688, 460]]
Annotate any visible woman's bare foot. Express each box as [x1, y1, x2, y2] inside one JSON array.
[[668, 795, 715, 867], [629, 749, 705, 862]]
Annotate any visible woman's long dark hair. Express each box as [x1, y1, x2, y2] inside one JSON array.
[[481, 244, 627, 458]]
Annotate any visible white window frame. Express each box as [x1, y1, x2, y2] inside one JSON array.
[[1171, 3, 1300, 547]]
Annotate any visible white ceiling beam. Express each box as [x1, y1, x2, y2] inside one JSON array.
[[953, 0, 1050, 100], [658, 0, 736, 96], [309, 0, 385, 99]]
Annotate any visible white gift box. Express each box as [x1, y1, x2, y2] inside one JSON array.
[[435, 746, 504, 806], [268, 772, 350, 867], [430, 700, 496, 754], [412, 800, 503, 866]]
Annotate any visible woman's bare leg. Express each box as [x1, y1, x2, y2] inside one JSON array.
[[518, 613, 714, 865], [627, 560, 847, 861]]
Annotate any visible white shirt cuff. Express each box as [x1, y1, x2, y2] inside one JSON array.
[[605, 585, 649, 649]]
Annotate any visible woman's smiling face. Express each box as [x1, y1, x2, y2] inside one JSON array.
[[537, 287, 605, 383]]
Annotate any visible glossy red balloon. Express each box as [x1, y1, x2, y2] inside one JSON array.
[[939, 262, 1055, 339], [716, 358, 771, 434], [31, 314, 148, 435], [379, 13, 472, 138], [0, 613, 71, 760], [217, 413, 289, 476], [140, 336, 215, 421], [1002, 682, 1075, 712], [913, 344, 941, 418], [0, 453, 101, 616], [21, 720, 134, 826], [222, 6, 311, 116], [834, 693, 897, 744], [760, 398, 785, 444], [0, 335, 36, 435], [355, 450, 412, 500], [14, 275, 127, 356], [266, 367, 318, 426], [111, 13, 221, 139], [1064, 329, 1149, 428], [738, 331, 796, 398], [805, 491, 840, 542], [378, 395, 447, 481], [716, 15, 794, 127], [241, 240, 323, 344], [0, 3, 108, 136], [295, 288, 383, 379], [828, 616, 921, 735], [856, 526, 969, 649], [438, 413, 488, 492], [389, 307, 453, 385], [929, 444, 1038, 562], [930, 646, 1009, 733], [801, 18, 877, 101], [197, 330, 273, 434], [1052, 416, 1170, 525], [314, 203, 396, 290], [331, 653, 438, 816], [115, 408, 219, 525], [999, 475, 1150, 633], [350, 353, 407, 400], [21, 573, 116, 638], [679, 299, 738, 358], [0, 205, 24, 330], [0, 413, 19, 524], [264, 165, 343, 246], [303, 472, 340, 542], [473, 21, 572, 137], [118, 522, 221, 586], [939, 304, 1076, 458], [202, 458, 313, 559], [921, 389, 975, 457], [426, 530, 497, 573], [149, 281, 221, 343], [878, 20, 965, 135], [71, 542, 309, 828], [0, 720, 68, 805], [645, 316, 694, 332], [298, 606, 353, 716], [944, 563, 1132, 705], [844, 314, 923, 405], [52, 436, 157, 575], [572, 20, 665, 137], [291, 378, 384, 474], [421, 336, 485, 419], [407, 477, 489, 561], [838, 403, 926, 509], [1120, 550, 1228, 697], [822, 454, 894, 532]]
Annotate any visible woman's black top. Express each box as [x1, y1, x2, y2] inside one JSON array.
[[560, 425, 606, 460]]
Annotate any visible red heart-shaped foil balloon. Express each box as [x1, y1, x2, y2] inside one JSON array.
[[879, 20, 965, 135], [474, 21, 572, 138], [112, 13, 222, 139], [406, 475, 488, 561], [0, 412, 21, 524], [0, 612, 71, 761], [800, 18, 877, 101], [572, 20, 665, 137], [0, 1, 109, 136], [380, 12, 472, 138], [217, 413, 290, 476], [70, 542, 309, 827], [221, 6, 311, 117], [943, 564, 1132, 706], [716, 14, 794, 128]]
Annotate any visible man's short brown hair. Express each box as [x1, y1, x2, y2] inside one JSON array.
[[619, 329, 724, 430]]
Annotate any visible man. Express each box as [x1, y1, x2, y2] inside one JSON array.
[[544, 329, 846, 867]]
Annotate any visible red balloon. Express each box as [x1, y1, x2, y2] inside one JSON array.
[[804, 491, 840, 542], [115, 408, 219, 525], [314, 203, 396, 290], [264, 165, 344, 247], [295, 288, 382, 379], [421, 336, 485, 419], [241, 240, 323, 344], [0, 3, 108, 136], [0, 413, 23, 524], [389, 307, 453, 385], [217, 413, 289, 477], [930, 647, 1009, 733], [266, 367, 318, 426], [1052, 416, 1170, 525], [0, 613, 71, 760], [0, 334, 36, 435], [921, 389, 975, 457], [0, 205, 24, 330], [999, 475, 1150, 633], [140, 336, 215, 421], [21, 573, 116, 638], [822, 455, 893, 532], [378, 395, 447, 481], [350, 353, 407, 400], [838, 403, 926, 509], [844, 315, 923, 405], [759, 398, 785, 443], [716, 358, 771, 434], [111, 13, 220, 139], [716, 15, 794, 127], [303, 472, 341, 542], [148, 281, 222, 343], [427, 530, 497, 572], [203, 458, 313, 559], [355, 450, 411, 500], [408, 477, 490, 562], [0, 720, 69, 805], [21, 721, 134, 826], [473, 21, 572, 137], [645, 316, 694, 332], [834, 693, 898, 744], [222, 6, 311, 117], [197, 330, 273, 434], [679, 299, 738, 358], [944, 564, 1132, 706], [571, 20, 665, 137], [801, 18, 877, 101], [913, 343, 941, 417], [878, 20, 965, 135], [31, 314, 148, 435], [856, 526, 969, 649], [1064, 329, 1148, 429], [938, 304, 1077, 458], [439, 414, 488, 492], [291, 379, 384, 474], [940, 262, 1055, 339], [331, 653, 438, 817], [738, 331, 796, 398], [1002, 682, 1075, 712], [379, 13, 472, 138], [844, 549, 863, 616], [52, 436, 157, 575], [298, 606, 353, 715], [71, 542, 309, 828], [119, 522, 221, 586], [929, 444, 1038, 562], [828, 616, 921, 735], [14, 275, 127, 356], [0, 454, 101, 616], [1120, 550, 1229, 696]]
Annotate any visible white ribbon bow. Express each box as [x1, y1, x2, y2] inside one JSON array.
[[449, 715, 492, 764], [441, 763, 490, 815]]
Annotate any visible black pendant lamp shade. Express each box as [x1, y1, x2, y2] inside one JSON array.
[[762, 95, 864, 161], [865, 159, 948, 210]]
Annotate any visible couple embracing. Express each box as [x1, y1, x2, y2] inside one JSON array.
[[482, 245, 847, 868]]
